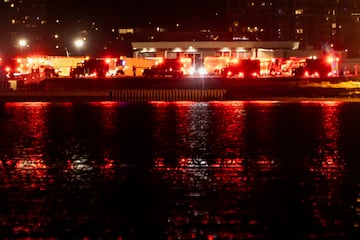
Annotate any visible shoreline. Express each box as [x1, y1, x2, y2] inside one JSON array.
[[1, 90, 360, 102], [1, 76, 360, 102]]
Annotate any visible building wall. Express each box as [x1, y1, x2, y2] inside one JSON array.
[[226, 0, 360, 55], [0, 0, 47, 57]]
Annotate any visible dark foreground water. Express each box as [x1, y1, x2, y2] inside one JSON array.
[[0, 100, 360, 239]]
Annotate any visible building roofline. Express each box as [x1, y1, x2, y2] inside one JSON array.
[[132, 41, 300, 50]]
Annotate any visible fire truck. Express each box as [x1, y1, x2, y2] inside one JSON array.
[[4, 57, 59, 84], [142, 58, 191, 78], [4, 56, 89, 81], [219, 59, 261, 78], [291, 56, 339, 78], [70, 58, 110, 78]]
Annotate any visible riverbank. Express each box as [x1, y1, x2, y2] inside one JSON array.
[[1, 76, 360, 102]]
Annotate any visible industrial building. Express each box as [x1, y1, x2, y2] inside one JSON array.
[[132, 40, 301, 67]]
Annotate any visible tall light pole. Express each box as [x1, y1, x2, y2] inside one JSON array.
[[64, 47, 70, 57]]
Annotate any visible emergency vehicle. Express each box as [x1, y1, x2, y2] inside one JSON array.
[[70, 58, 110, 78], [260, 58, 283, 76], [142, 58, 192, 78], [219, 59, 261, 78], [291, 56, 339, 78], [4, 57, 59, 84], [3, 56, 88, 82]]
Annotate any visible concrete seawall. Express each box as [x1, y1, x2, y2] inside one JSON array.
[[0, 89, 227, 102], [0, 90, 111, 102], [110, 89, 226, 101], [1, 76, 360, 102]]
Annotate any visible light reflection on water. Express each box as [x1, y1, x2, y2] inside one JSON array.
[[0, 101, 359, 239]]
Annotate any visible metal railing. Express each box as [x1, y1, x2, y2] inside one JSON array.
[[110, 89, 226, 102]]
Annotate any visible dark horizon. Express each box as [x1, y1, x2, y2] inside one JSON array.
[[46, 0, 226, 29]]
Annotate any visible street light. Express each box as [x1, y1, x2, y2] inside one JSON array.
[[74, 38, 85, 56], [18, 39, 27, 56], [74, 38, 86, 49], [74, 38, 85, 48]]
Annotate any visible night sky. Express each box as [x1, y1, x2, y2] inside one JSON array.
[[46, 0, 225, 29]]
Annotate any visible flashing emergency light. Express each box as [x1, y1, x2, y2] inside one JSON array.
[[326, 56, 334, 64]]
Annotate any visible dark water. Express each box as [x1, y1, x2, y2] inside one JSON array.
[[0, 100, 360, 239]]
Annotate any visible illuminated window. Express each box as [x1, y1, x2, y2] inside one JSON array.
[[332, 23, 336, 28], [296, 28, 303, 34], [119, 28, 134, 34]]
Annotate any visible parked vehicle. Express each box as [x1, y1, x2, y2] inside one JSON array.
[[3, 57, 59, 84], [70, 59, 109, 78], [219, 59, 261, 78], [143, 59, 185, 78], [291, 58, 334, 78]]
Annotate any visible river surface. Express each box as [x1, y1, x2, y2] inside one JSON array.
[[0, 100, 359, 239]]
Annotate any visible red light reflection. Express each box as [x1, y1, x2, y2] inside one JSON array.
[[306, 101, 345, 237], [2, 102, 50, 190]]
